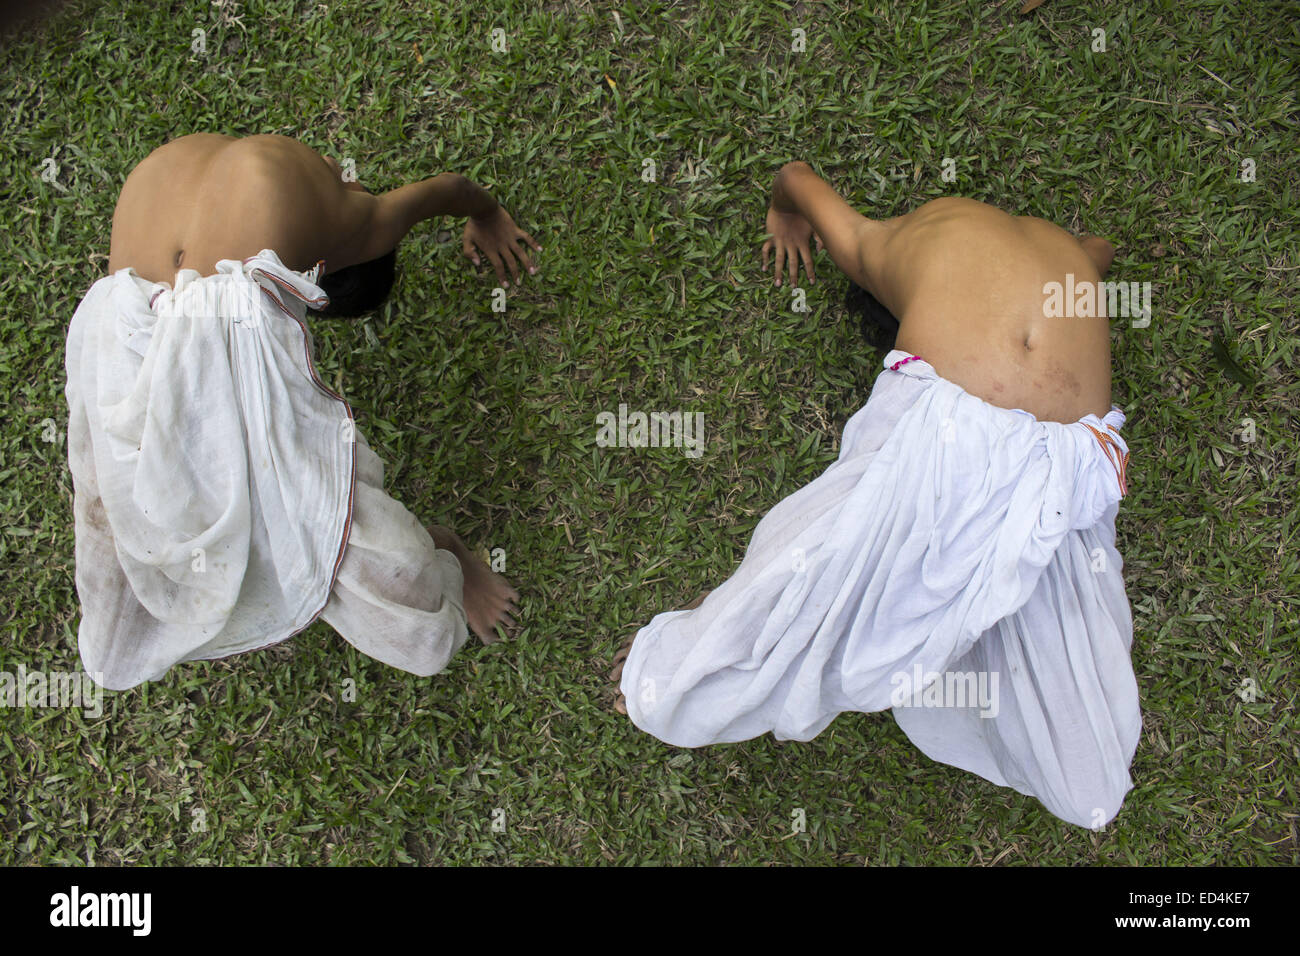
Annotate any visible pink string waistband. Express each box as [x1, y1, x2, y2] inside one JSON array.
[[890, 354, 923, 371]]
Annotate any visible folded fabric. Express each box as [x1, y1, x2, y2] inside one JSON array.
[[65, 250, 467, 690], [620, 349, 1139, 828]]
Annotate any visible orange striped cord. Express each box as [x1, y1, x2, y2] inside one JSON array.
[[1083, 423, 1128, 496]]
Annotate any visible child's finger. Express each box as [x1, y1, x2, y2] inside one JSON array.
[[798, 242, 816, 285], [502, 245, 522, 283], [462, 234, 481, 266], [514, 239, 537, 275], [518, 229, 542, 251], [761, 239, 772, 272], [486, 249, 508, 286]]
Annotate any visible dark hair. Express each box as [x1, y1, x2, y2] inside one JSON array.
[[845, 280, 899, 351], [309, 247, 397, 318]]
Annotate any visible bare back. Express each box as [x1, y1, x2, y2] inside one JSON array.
[[107, 133, 372, 282]]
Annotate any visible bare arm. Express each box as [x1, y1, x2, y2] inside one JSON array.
[[347, 173, 498, 266], [763, 161, 879, 289], [341, 172, 540, 285]]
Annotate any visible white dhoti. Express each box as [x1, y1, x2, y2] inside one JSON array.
[[65, 250, 468, 691], [620, 350, 1139, 828]]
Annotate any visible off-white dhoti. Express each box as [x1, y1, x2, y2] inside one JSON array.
[[65, 250, 467, 691], [620, 350, 1139, 828]]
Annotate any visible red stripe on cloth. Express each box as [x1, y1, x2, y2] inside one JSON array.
[[248, 267, 356, 626], [1083, 423, 1127, 498]]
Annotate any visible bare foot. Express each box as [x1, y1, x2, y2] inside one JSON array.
[[431, 525, 520, 644], [609, 637, 636, 715], [610, 590, 711, 714]]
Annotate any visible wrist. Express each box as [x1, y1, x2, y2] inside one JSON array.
[[772, 162, 810, 213], [460, 178, 500, 220]]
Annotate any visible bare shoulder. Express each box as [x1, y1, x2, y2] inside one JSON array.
[[123, 133, 236, 183], [218, 133, 327, 166], [902, 196, 1008, 226], [125, 133, 332, 192]]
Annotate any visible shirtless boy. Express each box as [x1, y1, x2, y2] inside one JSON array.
[[68, 133, 537, 689], [615, 162, 1139, 829], [759, 162, 1117, 424]]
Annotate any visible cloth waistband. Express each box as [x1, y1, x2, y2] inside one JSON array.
[[883, 350, 1130, 498], [112, 249, 329, 318]]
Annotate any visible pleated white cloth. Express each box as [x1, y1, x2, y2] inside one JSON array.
[[65, 250, 468, 690], [620, 350, 1139, 828]]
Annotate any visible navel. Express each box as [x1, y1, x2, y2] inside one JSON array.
[[174, 249, 185, 269]]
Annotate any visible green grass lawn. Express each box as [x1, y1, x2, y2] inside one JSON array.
[[0, 0, 1296, 865]]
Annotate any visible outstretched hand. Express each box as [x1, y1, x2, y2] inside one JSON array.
[[463, 206, 541, 287], [761, 205, 823, 288]]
